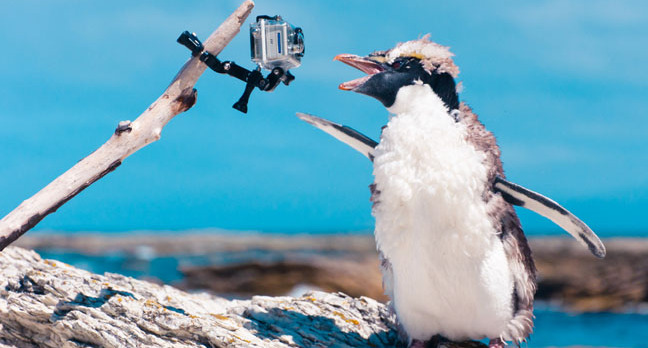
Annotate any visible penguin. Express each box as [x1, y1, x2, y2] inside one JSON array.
[[297, 36, 606, 347]]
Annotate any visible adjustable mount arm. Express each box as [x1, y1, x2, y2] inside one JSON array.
[[177, 31, 295, 113]]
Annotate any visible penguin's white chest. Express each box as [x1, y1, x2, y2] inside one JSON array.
[[373, 85, 514, 340]]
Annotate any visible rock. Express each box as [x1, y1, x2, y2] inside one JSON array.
[[531, 238, 648, 312], [180, 256, 387, 301], [0, 246, 405, 347]]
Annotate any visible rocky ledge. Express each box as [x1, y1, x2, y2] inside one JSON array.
[[0, 246, 406, 348]]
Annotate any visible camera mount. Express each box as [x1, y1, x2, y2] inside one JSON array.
[[177, 30, 296, 114]]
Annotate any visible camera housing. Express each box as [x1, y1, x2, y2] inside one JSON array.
[[250, 15, 304, 71], [178, 14, 304, 114]]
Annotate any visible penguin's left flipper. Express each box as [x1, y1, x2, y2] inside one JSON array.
[[296, 112, 377, 161], [494, 176, 606, 258], [296, 112, 606, 259]]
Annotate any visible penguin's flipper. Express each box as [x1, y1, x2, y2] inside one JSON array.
[[494, 176, 606, 258], [296, 112, 378, 161]]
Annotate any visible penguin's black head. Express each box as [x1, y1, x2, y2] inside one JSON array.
[[335, 36, 460, 110]]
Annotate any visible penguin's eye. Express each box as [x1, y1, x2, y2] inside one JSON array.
[[391, 58, 413, 71]]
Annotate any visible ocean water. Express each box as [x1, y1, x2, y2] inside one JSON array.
[[36, 249, 648, 348], [531, 308, 648, 347]]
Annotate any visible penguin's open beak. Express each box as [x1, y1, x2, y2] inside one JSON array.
[[334, 54, 386, 91]]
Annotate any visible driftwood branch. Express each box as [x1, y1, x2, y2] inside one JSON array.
[[0, 1, 255, 251]]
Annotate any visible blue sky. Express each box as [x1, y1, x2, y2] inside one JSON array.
[[0, 1, 647, 236]]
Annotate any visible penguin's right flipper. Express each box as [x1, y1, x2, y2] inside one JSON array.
[[494, 176, 606, 258], [296, 112, 377, 161]]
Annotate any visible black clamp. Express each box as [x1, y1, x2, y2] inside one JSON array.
[[177, 31, 295, 114]]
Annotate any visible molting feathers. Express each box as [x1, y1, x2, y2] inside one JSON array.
[[375, 35, 459, 78]]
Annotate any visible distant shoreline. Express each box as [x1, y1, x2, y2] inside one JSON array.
[[14, 232, 648, 256], [13, 233, 648, 313]]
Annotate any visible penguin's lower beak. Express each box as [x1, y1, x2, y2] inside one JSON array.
[[334, 54, 386, 91]]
